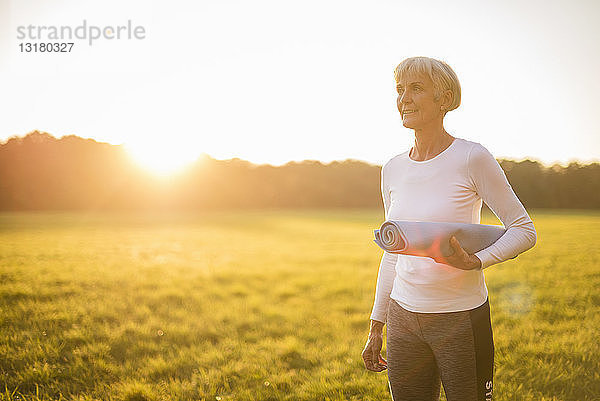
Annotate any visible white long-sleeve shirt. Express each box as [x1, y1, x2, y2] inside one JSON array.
[[370, 138, 536, 320]]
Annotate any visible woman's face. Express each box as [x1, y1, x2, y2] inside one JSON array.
[[396, 73, 444, 130]]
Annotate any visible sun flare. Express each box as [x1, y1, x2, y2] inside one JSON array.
[[124, 141, 200, 176]]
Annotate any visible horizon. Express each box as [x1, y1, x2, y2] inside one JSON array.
[[3, 130, 598, 172]]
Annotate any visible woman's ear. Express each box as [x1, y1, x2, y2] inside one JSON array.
[[440, 89, 453, 111]]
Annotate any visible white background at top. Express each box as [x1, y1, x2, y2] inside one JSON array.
[[1, 0, 598, 168]]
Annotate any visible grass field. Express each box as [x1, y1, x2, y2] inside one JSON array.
[[1, 209, 599, 401]]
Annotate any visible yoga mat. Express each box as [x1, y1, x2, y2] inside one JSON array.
[[373, 220, 506, 259]]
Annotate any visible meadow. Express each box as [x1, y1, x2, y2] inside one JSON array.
[[0, 209, 598, 401]]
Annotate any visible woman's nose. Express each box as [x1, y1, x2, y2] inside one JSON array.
[[397, 93, 410, 109], [398, 90, 411, 104]]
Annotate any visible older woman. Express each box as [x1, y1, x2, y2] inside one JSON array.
[[361, 57, 537, 401]]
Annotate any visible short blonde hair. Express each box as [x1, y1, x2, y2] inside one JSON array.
[[394, 57, 461, 112]]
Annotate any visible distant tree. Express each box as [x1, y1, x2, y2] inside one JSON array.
[[0, 131, 598, 211]]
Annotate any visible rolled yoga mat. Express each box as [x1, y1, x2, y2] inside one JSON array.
[[373, 220, 507, 259]]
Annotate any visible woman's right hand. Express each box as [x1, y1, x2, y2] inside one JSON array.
[[361, 324, 388, 372]]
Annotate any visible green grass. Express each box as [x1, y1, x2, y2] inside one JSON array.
[[0, 209, 598, 400]]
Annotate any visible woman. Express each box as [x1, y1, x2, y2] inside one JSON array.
[[361, 57, 537, 401]]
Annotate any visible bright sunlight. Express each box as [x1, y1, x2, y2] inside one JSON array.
[[124, 140, 200, 176]]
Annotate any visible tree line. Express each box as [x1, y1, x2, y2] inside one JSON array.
[[0, 131, 598, 211]]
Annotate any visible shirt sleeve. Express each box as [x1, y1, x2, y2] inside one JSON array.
[[369, 163, 399, 323], [468, 144, 537, 269]]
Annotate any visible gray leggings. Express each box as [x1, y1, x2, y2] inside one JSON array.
[[386, 298, 494, 401]]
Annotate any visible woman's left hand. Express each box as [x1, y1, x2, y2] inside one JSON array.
[[435, 236, 482, 270]]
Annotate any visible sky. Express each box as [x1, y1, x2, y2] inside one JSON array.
[[1, 0, 599, 174]]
